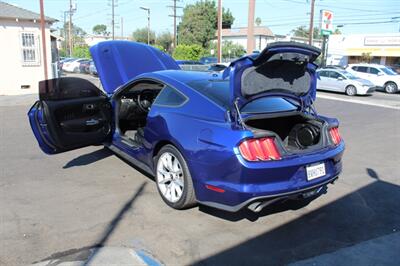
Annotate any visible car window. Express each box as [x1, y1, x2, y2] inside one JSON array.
[[353, 66, 368, 73], [241, 97, 298, 114], [186, 80, 230, 108], [340, 71, 358, 80], [318, 71, 329, 77], [153, 86, 187, 107], [329, 71, 341, 79], [380, 67, 397, 75], [368, 67, 380, 75]]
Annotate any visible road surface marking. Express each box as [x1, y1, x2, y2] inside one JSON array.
[[317, 94, 400, 110]]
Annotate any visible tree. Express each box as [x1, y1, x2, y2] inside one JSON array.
[[59, 22, 87, 53], [72, 45, 91, 58], [333, 28, 342, 35], [152, 44, 164, 51], [222, 7, 235, 29], [291, 25, 321, 39], [361, 52, 372, 63], [132, 27, 156, 44], [178, 0, 235, 48], [255, 17, 262, 26], [92, 24, 109, 36], [156, 31, 173, 52], [207, 41, 245, 59], [172, 44, 205, 60]]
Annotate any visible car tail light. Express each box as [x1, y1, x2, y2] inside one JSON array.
[[238, 137, 281, 161], [329, 127, 341, 145]]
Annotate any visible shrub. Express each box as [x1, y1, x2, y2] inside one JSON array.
[[172, 44, 205, 61]]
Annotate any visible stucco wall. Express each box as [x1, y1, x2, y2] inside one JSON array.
[[0, 19, 53, 95]]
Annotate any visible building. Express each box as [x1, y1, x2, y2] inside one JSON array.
[[0, 1, 57, 95], [327, 33, 400, 67], [221, 26, 274, 51], [219, 26, 323, 53], [84, 34, 130, 47]]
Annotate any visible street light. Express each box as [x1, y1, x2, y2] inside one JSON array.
[[140, 6, 150, 44]]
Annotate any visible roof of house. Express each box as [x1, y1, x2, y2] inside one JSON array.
[[220, 26, 274, 37], [0, 1, 57, 23]]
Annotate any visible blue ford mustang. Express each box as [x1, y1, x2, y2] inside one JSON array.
[[28, 41, 344, 212]]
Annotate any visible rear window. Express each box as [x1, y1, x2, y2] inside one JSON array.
[[187, 80, 230, 108], [187, 79, 298, 114], [241, 97, 298, 114]]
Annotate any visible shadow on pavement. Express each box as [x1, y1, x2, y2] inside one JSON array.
[[63, 147, 113, 169], [194, 169, 400, 266], [34, 182, 147, 265]]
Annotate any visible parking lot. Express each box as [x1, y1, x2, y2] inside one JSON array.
[[0, 73, 399, 265]]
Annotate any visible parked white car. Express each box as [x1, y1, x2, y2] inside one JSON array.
[[346, 64, 400, 93], [62, 58, 86, 73], [317, 69, 375, 96]]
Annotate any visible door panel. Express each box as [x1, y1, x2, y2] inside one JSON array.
[[28, 77, 112, 154]]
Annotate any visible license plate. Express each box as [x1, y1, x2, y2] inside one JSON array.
[[306, 163, 326, 181]]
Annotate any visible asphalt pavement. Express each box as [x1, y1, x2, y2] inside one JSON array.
[[0, 76, 399, 265]]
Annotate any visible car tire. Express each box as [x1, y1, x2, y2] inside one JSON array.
[[155, 145, 197, 210], [345, 85, 357, 96], [384, 82, 398, 94]]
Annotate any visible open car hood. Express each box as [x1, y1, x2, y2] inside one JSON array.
[[223, 42, 321, 110], [90, 41, 180, 94]]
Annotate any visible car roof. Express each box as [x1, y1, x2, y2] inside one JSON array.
[[348, 63, 385, 67], [153, 69, 222, 84]]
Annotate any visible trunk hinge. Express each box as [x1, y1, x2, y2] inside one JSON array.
[[234, 98, 247, 129]]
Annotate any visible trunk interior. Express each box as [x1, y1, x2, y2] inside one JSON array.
[[245, 113, 328, 153]]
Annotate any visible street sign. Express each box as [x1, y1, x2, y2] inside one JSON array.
[[320, 10, 333, 35]]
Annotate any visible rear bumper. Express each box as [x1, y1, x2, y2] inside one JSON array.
[[190, 142, 344, 212], [198, 175, 338, 212]]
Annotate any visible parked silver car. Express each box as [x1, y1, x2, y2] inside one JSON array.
[[317, 69, 375, 96]]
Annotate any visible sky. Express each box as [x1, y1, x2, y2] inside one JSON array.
[[5, 0, 400, 37]]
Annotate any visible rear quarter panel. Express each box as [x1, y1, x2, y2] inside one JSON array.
[[142, 74, 252, 187]]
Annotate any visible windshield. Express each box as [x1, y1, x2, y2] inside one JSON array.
[[340, 71, 358, 80], [380, 67, 397, 75]]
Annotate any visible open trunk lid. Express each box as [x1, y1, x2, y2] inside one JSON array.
[[224, 42, 321, 112], [90, 41, 180, 94]]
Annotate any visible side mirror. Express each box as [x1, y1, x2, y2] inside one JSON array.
[[337, 76, 344, 81], [377, 72, 384, 76]]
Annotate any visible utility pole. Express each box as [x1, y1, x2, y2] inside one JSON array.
[[121, 17, 123, 38], [168, 0, 182, 49], [63, 10, 68, 53], [247, 0, 256, 54], [111, 0, 115, 39], [39, 0, 48, 79], [308, 0, 316, 45], [140, 7, 150, 44], [69, 0, 72, 56], [217, 0, 222, 62]]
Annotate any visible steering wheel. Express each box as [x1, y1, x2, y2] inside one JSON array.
[[137, 90, 154, 113]]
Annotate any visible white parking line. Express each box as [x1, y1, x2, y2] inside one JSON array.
[[317, 94, 400, 110]]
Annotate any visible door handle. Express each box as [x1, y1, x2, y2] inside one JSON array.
[[86, 118, 100, 126]]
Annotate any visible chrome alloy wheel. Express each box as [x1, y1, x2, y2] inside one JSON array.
[[156, 152, 184, 203]]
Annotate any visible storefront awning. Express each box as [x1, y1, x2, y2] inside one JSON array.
[[346, 47, 400, 57]]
